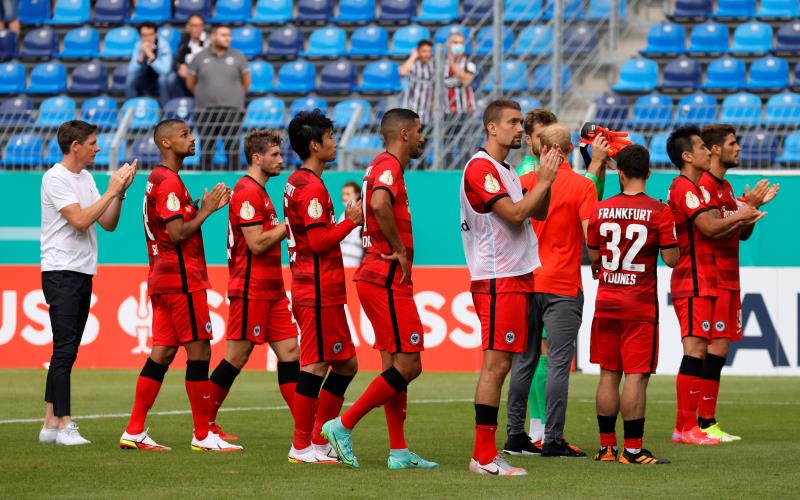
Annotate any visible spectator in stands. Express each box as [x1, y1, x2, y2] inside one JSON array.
[[339, 181, 364, 268], [187, 25, 250, 170], [126, 22, 174, 107], [399, 40, 435, 126], [444, 33, 476, 115], [0, 0, 20, 36], [167, 14, 208, 99]]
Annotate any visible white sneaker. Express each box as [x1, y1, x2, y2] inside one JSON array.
[[56, 423, 91, 446], [469, 456, 528, 476], [39, 426, 58, 444], [313, 443, 340, 463], [191, 431, 243, 452], [288, 445, 337, 464], [120, 429, 171, 451]]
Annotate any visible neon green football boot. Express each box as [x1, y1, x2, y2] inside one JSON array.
[[702, 423, 741, 442]]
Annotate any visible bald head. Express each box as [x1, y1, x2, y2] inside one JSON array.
[[539, 123, 572, 152], [380, 108, 420, 142]]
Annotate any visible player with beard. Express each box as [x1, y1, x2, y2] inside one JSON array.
[[322, 109, 438, 470]]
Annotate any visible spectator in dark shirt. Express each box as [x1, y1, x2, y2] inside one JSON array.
[[166, 14, 208, 100]]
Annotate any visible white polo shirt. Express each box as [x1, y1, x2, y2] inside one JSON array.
[[40, 163, 101, 275]]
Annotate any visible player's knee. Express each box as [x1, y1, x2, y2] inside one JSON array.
[[281, 342, 300, 362], [333, 357, 358, 377], [227, 352, 249, 370], [485, 357, 512, 380], [151, 346, 178, 366], [395, 355, 422, 381]]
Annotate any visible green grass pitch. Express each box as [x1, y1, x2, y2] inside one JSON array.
[[1, 369, 798, 499]]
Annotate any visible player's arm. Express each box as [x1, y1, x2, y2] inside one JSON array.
[[661, 247, 679, 267], [165, 183, 229, 244], [492, 147, 561, 224], [97, 160, 138, 231], [694, 206, 763, 240], [371, 188, 414, 282], [585, 135, 609, 199], [58, 164, 133, 233], [585, 212, 601, 279], [306, 203, 362, 254], [241, 223, 286, 255], [657, 206, 679, 268]]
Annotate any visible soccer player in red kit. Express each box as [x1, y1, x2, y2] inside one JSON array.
[[587, 145, 679, 465], [695, 125, 778, 442], [120, 119, 241, 452], [665, 126, 764, 446], [321, 109, 437, 470], [205, 130, 300, 442], [284, 110, 363, 464]]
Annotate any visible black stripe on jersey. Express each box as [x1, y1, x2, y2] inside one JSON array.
[[687, 297, 694, 337], [306, 222, 327, 230], [586, 244, 600, 250], [186, 291, 199, 342], [240, 221, 262, 228], [660, 243, 678, 250], [484, 193, 510, 213], [686, 220, 699, 296], [176, 246, 199, 341], [241, 250, 252, 341], [165, 214, 183, 224], [488, 278, 497, 349], [386, 261, 402, 353], [687, 206, 712, 222], [649, 321, 658, 374], [313, 254, 324, 362], [373, 186, 396, 204]]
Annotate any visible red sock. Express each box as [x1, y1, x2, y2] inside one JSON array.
[[292, 393, 317, 450], [600, 432, 617, 448], [208, 381, 230, 424], [385, 390, 407, 450], [126, 375, 163, 435], [279, 381, 297, 412], [624, 437, 643, 449], [677, 373, 700, 431], [473, 424, 498, 464], [341, 375, 399, 430], [185, 380, 210, 440], [311, 389, 344, 445], [698, 378, 720, 420]]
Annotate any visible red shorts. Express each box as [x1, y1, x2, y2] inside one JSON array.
[[357, 281, 424, 354], [590, 317, 659, 374], [472, 292, 529, 353], [226, 295, 297, 345], [293, 304, 356, 366], [673, 296, 715, 340], [712, 289, 742, 341], [151, 290, 213, 347]]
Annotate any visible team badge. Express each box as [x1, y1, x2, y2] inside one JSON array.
[[379, 169, 394, 186], [166, 192, 181, 212], [410, 332, 421, 345], [253, 325, 261, 337], [484, 174, 501, 194], [205, 321, 213, 333], [685, 191, 700, 210], [226, 56, 235, 65], [332, 342, 343, 354], [715, 321, 725, 332], [505, 331, 516, 344], [307, 198, 323, 219], [702, 321, 711, 332], [700, 186, 711, 204], [240, 200, 255, 221]]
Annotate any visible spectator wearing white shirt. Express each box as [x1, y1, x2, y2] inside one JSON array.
[[339, 181, 364, 267]]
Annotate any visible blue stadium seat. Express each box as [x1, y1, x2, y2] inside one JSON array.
[[318, 60, 357, 93], [253, 0, 293, 23], [184, 138, 228, 167], [48, 0, 90, 25], [211, 0, 251, 23], [660, 57, 702, 91], [91, 134, 122, 167], [531, 64, 571, 92], [775, 22, 800, 56], [130, 0, 171, 23], [627, 93, 674, 128], [3, 134, 44, 167], [0, 62, 25, 94], [350, 25, 388, 58], [640, 23, 686, 56], [297, 0, 333, 23], [101, 27, 139, 59], [504, 0, 543, 23], [730, 21, 773, 55], [110, 64, 127, 94], [121, 97, 161, 130], [764, 92, 800, 126], [794, 64, 800, 93], [44, 137, 62, 165], [542, 0, 583, 21], [434, 24, 470, 49], [266, 26, 303, 59], [612, 58, 658, 93], [21, 28, 58, 60], [28, 62, 67, 94], [276, 60, 316, 93], [248, 60, 274, 93], [19, 0, 52, 25], [347, 133, 382, 165], [59, 27, 99, 59], [688, 21, 729, 56], [758, 0, 799, 19], [290, 97, 328, 117], [720, 92, 762, 126], [335, 0, 376, 23], [163, 97, 195, 126], [475, 26, 513, 57], [390, 25, 431, 58], [158, 26, 181, 54], [231, 25, 263, 58], [649, 131, 671, 164], [70, 62, 108, 94], [703, 56, 745, 91], [676, 93, 718, 125], [593, 95, 629, 129], [243, 97, 286, 128], [515, 96, 543, 114], [514, 25, 552, 57], [739, 132, 777, 165], [130, 137, 160, 167], [627, 132, 646, 146], [379, 0, 416, 22], [583, 0, 627, 20], [80, 96, 118, 128], [747, 56, 789, 91], [563, 24, 598, 56], [173, 0, 209, 22], [303, 27, 347, 58], [462, 0, 492, 21], [777, 131, 800, 164], [332, 99, 371, 128], [93, 0, 128, 23], [0, 97, 34, 127], [35, 96, 77, 128], [714, 0, 755, 20], [359, 60, 401, 93], [484, 60, 528, 93], [414, 0, 459, 23], [0, 30, 18, 60]]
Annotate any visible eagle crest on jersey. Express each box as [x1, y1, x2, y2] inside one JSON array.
[[483, 174, 500, 194], [699, 185, 711, 204], [307, 198, 323, 219], [379, 170, 394, 185], [239, 200, 255, 221], [685, 190, 700, 210], [166, 192, 181, 212]]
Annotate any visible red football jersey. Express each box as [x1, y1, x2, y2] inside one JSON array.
[[587, 193, 677, 322], [143, 166, 210, 295], [283, 168, 347, 307], [667, 175, 718, 298], [354, 152, 415, 291], [227, 175, 285, 300], [699, 172, 740, 291]]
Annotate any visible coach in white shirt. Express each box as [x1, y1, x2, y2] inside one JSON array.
[[38, 120, 136, 446]]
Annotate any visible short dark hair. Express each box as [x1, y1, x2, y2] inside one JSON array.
[[700, 124, 737, 151], [342, 181, 361, 196], [417, 40, 433, 50], [666, 125, 703, 169], [186, 13, 205, 24], [56, 120, 98, 154], [244, 129, 282, 165], [380, 108, 420, 141], [288, 109, 334, 160], [153, 118, 185, 144], [211, 24, 229, 34], [523, 109, 557, 136], [616, 144, 650, 180], [139, 21, 157, 34], [483, 99, 521, 130]]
